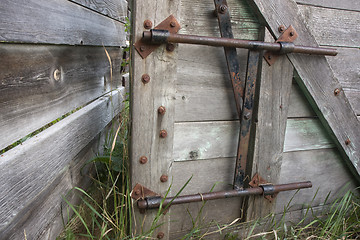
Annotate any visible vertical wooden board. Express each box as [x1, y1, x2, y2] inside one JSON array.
[[70, 0, 128, 22], [246, 0, 360, 180], [296, 0, 360, 12], [247, 30, 294, 220], [298, 5, 360, 47], [0, 0, 125, 46], [0, 44, 122, 151], [288, 82, 316, 118], [275, 148, 358, 213], [0, 88, 125, 238], [169, 158, 242, 235], [130, 1, 180, 238]]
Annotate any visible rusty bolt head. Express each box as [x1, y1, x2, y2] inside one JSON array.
[[267, 55, 272, 60], [345, 139, 351, 145], [166, 43, 175, 52], [170, 21, 176, 28], [160, 175, 168, 182], [158, 106, 166, 115], [289, 31, 295, 37], [219, 5, 228, 13], [141, 74, 150, 84], [134, 189, 141, 195], [159, 130, 167, 138], [140, 46, 146, 52], [334, 88, 340, 96], [139, 156, 148, 164], [278, 25, 286, 33], [157, 232, 165, 239], [143, 20, 153, 29]]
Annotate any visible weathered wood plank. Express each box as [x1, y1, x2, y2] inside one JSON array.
[[298, 5, 360, 47], [70, 0, 128, 22], [247, 30, 294, 220], [288, 82, 316, 118], [0, 0, 125, 46], [0, 88, 125, 238], [296, 0, 360, 12], [246, 0, 360, 180], [130, 1, 180, 238], [0, 44, 122, 151], [173, 119, 334, 162], [179, 0, 260, 40], [275, 148, 358, 213]]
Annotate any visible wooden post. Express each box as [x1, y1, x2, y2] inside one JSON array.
[[130, 1, 180, 238]]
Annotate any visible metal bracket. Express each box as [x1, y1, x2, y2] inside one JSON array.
[[249, 173, 278, 202], [134, 15, 181, 59], [264, 25, 298, 66], [131, 183, 159, 200]]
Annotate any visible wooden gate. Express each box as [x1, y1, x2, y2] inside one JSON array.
[[130, 0, 359, 238]]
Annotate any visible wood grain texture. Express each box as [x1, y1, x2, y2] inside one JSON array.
[[247, 30, 294, 220], [246, 0, 360, 180], [0, 88, 125, 238], [275, 148, 358, 213], [179, 0, 260, 40], [130, 1, 180, 238], [298, 5, 360, 47], [70, 0, 128, 21], [0, 0, 125, 46], [296, 0, 360, 12], [0, 44, 122, 151], [173, 119, 334, 162]]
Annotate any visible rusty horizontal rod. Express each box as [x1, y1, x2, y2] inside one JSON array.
[[143, 30, 337, 56], [137, 181, 312, 210]]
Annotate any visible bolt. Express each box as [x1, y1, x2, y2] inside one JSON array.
[[141, 74, 150, 84], [157, 232, 165, 239], [170, 21, 176, 28], [159, 130, 167, 138], [219, 5, 227, 13], [267, 55, 272, 60], [160, 175, 168, 182], [345, 139, 351, 145], [166, 43, 175, 52], [289, 31, 294, 37], [244, 112, 251, 120], [139, 156, 148, 164], [140, 46, 146, 52], [53, 69, 61, 81], [334, 88, 340, 96], [143, 20, 153, 29], [158, 106, 166, 115], [278, 25, 285, 33], [134, 189, 141, 195]]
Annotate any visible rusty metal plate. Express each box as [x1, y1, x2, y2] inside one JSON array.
[[134, 15, 181, 59], [131, 183, 159, 200], [249, 173, 277, 202], [264, 25, 298, 66]]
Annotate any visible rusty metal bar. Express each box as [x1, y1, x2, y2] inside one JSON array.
[[137, 181, 312, 210], [142, 30, 338, 56]]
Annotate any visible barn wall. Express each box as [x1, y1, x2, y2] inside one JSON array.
[[131, 0, 359, 239], [0, 1, 129, 239]]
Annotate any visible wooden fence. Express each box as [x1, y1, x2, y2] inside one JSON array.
[[0, 0, 129, 239]]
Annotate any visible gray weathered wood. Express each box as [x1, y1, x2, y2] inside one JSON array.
[[275, 148, 357, 213], [247, 30, 294, 220], [0, 0, 125, 46], [173, 119, 334, 162], [0, 44, 122, 151], [246, 0, 360, 180], [130, 1, 180, 238], [296, 0, 360, 11], [70, 0, 128, 22], [0, 87, 125, 239], [288, 82, 316, 118], [298, 5, 360, 47]]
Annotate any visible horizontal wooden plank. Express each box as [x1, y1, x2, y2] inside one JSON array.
[[70, 0, 128, 22], [0, 44, 122, 150], [179, 0, 260, 40], [296, 0, 360, 11], [0, 0, 125, 46], [298, 5, 360, 47], [275, 148, 357, 213], [173, 119, 334, 162], [0, 88, 125, 237]]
